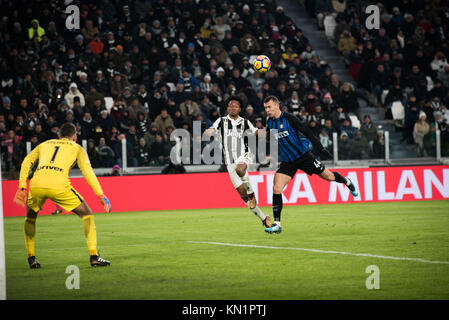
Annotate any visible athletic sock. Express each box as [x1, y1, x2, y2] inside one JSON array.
[[24, 217, 36, 258], [82, 215, 98, 256], [333, 171, 348, 184], [242, 174, 254, 194], [247, 203, 266, 221], [272, 193, 283, 226]]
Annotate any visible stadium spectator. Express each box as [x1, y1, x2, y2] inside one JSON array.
[[136, 137, 151, 166], [154, 109, 175, 135], [323, 118, 336, 137], [319, 129, 332, 158], [360, 115, 378, 143], [328, 74, 342, 102], [423, 122, 437, 157], [338, 131, 351, 160], [330, 105, 349, 129], [89, 33, 104, 55], [240, 31, 261, 55], [350, 130, 370, 159], [64, 83, 85, 110], [337, 29, 357, 64], [340, 119, 356, 139], [110, 72, 130, 98], [2, 0, 447, 175], [82, 20, 99, 43], [98, 137, 115, 168], [180, 98, 200, 124], [370, 64, 390, 106], [372, 131, 386, 159], [243, 106, 257, 125], [87, 139, 101, 168], [149, 133, 170, 165], [413, 111, 430, 156], [337, 82, 359, 114], [127, 98, 147, 121], [178, 69, 200, 93], [28, 19, 45, 43], [304, 0, 449, 157], [114, 133, 138, 167], [303, 93, 319, 115], [384, 82, 405, 110], [212, 16, 231, 41], [321, 91, 335, 113]]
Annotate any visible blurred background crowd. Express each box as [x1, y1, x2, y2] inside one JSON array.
[[0, 0, 448, 178], [306, 0, 449, 158]]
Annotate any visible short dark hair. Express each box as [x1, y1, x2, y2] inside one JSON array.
[[263, 95, 280, 104], [60, 122, 76, 138], [225, 95, 244, 109]]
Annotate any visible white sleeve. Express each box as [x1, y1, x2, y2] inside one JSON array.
[[247, 120, 257, 134], [211, 118, 221, 131]]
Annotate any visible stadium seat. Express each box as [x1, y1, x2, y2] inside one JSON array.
[[166, 82, 176, 92], [324, 15, 337, 44], [426, 76, 434, 92], [104, 97, 114, 113], [349, 114, 361, 129], [391, 101, 405, 121], [381, 90, 389, 105]]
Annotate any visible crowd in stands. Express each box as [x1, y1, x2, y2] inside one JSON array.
[[307, 0, 449, 158], [1, 0, 448, 178]]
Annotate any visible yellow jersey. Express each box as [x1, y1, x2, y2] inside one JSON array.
[[19, 138, 103, 196]]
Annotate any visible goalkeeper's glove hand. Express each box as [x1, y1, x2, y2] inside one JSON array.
[[320, 148, 333, 159], [13, 188, 27, 208], [98, 194, 112, 213]]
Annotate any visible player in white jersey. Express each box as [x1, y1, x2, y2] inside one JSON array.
[[205, 96, 272, 228]]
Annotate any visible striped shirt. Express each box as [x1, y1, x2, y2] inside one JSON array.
[[211, 115, 257, 166], [267, 112, 323, 162]]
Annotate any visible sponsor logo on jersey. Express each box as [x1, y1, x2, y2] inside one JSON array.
[[272, 131, 290, 139], [37, 165, 64, 172], [226, 131, 244, 138]]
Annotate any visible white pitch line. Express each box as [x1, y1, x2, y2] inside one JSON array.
[[186, 241, 449, 265]]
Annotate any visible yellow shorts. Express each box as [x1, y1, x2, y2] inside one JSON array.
[[27, 187, 84, 213]]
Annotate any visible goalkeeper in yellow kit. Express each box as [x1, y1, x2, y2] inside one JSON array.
[[13, 123, 112, 268]]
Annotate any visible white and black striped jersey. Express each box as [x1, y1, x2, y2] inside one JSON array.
[[211, 115, 257, 166]]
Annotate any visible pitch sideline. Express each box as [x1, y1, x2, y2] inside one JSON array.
[[186, 241, 449, 265]]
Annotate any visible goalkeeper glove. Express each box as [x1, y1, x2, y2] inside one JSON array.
[[13, 188, 27, 208], [98, 194, 112, 213], [320, 148, 333, 160]]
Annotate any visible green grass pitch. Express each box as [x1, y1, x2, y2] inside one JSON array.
[[4, 200, 449, 300]]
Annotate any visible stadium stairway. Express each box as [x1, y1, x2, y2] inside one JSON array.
[[277, 0, 354, 83], [278, 0, 418, 159]]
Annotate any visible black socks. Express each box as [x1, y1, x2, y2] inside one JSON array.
[[273, 193, 283, 223], [333, 171, 347, 184]]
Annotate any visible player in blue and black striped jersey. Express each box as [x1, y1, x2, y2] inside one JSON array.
[[263, 95, 358, 234]]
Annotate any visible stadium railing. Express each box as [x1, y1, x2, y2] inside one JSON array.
[[2, 135, 446, 180]]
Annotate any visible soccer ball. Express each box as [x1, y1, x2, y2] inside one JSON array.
[[253, 55, 271, 73]]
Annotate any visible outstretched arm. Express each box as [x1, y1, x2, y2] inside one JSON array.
[[204, 118, 222, 137], [284, 113, 324, 150], [77, 146, 111, 213], [254, 128, 266, 138], [204, 127, 216, 137], [77, 146, 103, 196]]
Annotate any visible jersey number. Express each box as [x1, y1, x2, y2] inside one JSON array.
[[50, 146, 60, 163]]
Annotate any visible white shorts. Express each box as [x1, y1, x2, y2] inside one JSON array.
[[227, 153, 252, 189]]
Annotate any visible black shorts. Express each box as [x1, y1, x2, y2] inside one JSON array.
[[277, 151, 326, 178]]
